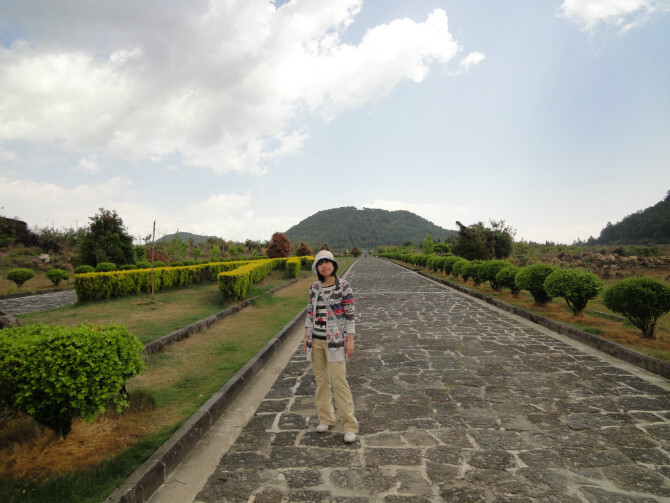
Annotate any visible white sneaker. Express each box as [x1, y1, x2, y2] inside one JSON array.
[[344, 431, 357, 443], [316, 423, 330, 433]]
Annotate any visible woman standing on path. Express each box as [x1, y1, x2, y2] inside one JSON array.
[[303, 250, 359, 443]]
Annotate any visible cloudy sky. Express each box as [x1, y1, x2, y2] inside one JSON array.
[[1, 0, 668, 245]]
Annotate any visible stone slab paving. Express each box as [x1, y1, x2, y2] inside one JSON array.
[[200, 257, 670, 502], [0, 289, 77, 315]]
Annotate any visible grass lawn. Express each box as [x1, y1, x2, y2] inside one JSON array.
[[14, 268, 303, 344]]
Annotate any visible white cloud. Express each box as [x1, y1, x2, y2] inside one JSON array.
[[559, 0, 670, 30], [0, 175, 141, 232], [0, 1, 464, 175], [179, 193, 298, 241], [0, 149, 19, 162], [73, 157, 101, 174], [457, 51, 486, 75]]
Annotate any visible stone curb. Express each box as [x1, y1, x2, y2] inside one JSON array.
[[402, 265, 669, 380], [104, 306, 307, 503]]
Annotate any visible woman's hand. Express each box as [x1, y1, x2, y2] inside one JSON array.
[[345, 335, 355, 358]]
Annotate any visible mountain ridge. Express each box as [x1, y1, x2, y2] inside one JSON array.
[[284, 206, 457, 250]]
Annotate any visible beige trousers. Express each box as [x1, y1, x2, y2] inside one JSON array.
[[311, 338, 359, 433]]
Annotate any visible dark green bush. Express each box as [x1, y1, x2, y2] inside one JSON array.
[[135, 260, 152, 269], [95, 262, 117, 272], [461, 260, 484, 285], [74, 265, 95, 274], [451, 259, 469, 279], [544, 269, 603, 315], [495, 265, 520, 295], [426, 255, 444, 273], [515, 263, 557, 304], [153, 261, 166, 268], [6, 268, 36, 287], [45, 268, 70, 286], [119, 264, 137, 270], [442, 256, 462, 275], [603, 278, 670, 339], [479, 260, 511, 290], [0, 323, 144, 438]]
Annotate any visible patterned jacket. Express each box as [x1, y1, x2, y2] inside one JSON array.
[[304, 277, 356, 362]]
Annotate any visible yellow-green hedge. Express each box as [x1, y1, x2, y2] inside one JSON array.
[[217, 258, 287, 301], [286, 257, 301, 278], [74, 261, 251, 301]]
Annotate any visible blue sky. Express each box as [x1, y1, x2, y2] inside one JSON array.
[[0, 0, 668, 245]]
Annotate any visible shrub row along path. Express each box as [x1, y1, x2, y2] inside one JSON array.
[[0, 289, 77, 314], [146, 257, 670, 503]]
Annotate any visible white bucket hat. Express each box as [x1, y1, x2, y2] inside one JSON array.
[[311, 249, 339, 274]]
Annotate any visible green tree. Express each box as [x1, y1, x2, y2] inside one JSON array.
[[543, 269, 603, 315], [166, 232, 188, 261], [210, 245, 222, 262], [77, 208, 135, 267], [603, 278, 670, 339], [422, 233, 435, 255], [452, 220, 515, 260], [433, 242, 450, 255]]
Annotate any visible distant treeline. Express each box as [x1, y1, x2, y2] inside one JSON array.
[[595, 191, 669, 245]]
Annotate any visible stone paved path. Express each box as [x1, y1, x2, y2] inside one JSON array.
[[196, 257, 670, 503], [0, 289, 77, 315]]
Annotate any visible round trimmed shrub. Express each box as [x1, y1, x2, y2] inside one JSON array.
[[6, 268, 35, 287], [442, 256, 462, 276], [74, 265, 95, 274], [461, 260, 484, 285], [603, 278, 670, 339], [45, 268, 70, 286], [0, 323, 144, 438], [451, 258, 469, 279], [118, 264, 137, 270], [544, 269, 603, 315], [95, 262, 117, 272], [152, 261, 166, 268], [479, 260, 511, 290], [496, 265, 521, 296], [515, 263, 557, 304]]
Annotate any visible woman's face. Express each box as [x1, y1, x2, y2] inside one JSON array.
[[317, 259, 334, 277]]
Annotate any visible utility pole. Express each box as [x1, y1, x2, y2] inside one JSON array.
[[151, 221, 156, 302]]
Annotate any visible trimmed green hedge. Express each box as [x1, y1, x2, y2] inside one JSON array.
[[217, 258, 286, 301], [74, 261, 252, 301], [286, 257, 302, 279], [6, 268, 36, 287], [0, 323, 144, 438]]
